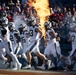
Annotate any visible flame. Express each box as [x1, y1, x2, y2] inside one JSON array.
[[28, 0, 50, 38]]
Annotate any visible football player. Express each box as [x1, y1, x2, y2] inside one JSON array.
[[0, 10, 22, 70], [0, 29, 22, 70], [68, 29, 76, 65], [22, 15, 49, 70], [43, 18, 62, 70], [18, 23, 29, 60], [13, 30, 22, 55], [0, 38, 7, 62]]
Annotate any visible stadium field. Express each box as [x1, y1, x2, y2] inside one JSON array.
[[0, 69, 76, 75]]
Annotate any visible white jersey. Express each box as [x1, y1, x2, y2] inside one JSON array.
[[23, 25, 40, 53], [69, 32, 76, 45], [0, 35, 13, 52], [20, 31, 30, 53], [29, 25, 40, 42], [20, 31, 30, 45], [46, 29, 56, 45], [69, 32, 76, 56], [10, 31, 16, 44], [0, 17, 10, 41], [44, 28, 61, 57], [46, 28, 60, 46]]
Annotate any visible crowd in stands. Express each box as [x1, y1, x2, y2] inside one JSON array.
[[0, 0, 76, 71]]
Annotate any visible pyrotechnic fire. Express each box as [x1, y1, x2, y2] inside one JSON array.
[[28, 0, 50, 37]]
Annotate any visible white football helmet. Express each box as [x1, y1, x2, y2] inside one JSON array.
[[0, 17, 8, 27], [8, 22, 15, 31], [44, 21, 52, 29]]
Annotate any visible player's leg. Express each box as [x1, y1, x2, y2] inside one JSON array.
[[5, 41, 22, 70], [0, 41, 7, 62], [68, 45, 76, 65], [14, 42, 22, 55], [21, 43, 28, 61], [22, 42, 35, 69], [0, 52, 7, 62], [36, 44, 54, 70], [69, 45, 76, 56]]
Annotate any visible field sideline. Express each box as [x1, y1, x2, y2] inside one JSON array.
[[0, 69, 76, 75]]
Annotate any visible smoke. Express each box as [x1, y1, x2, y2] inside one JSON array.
[[13, 14, 26, 30]]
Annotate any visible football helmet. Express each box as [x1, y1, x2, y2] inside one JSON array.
[[19, 23, 28, 31], [0, 17, 8, 27], [27, 16, 36, 26], [8, 22, 15, 31], [44, 21, 52, 30]]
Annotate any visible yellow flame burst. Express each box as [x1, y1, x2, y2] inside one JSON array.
[[28, 0, 50, 37]]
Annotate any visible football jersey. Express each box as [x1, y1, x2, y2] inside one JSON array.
[[69, 32, 76, 45], [29, 25, 40, 41], [19, 30, 30, 54], [20, 31, 27, 44], [46, 29, 56, 44], [10, 31, 16, 44], [0, 35, 11, 51]]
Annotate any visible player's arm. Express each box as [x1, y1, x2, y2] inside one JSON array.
[[35, 27, 43, 39]]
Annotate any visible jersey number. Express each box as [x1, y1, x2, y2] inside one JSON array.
[[21, 37, 26, 43], [30, 30, 33, 36], [10, 35, 14, 41]]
